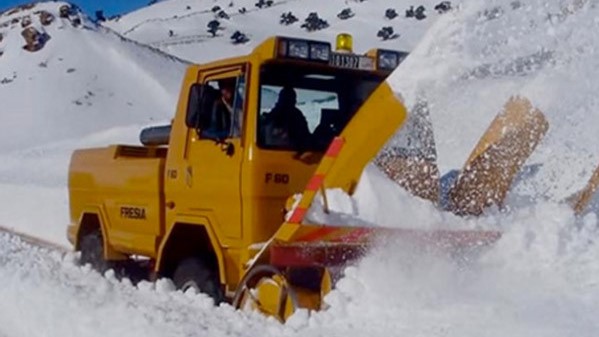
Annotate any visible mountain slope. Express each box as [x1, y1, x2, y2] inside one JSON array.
[[105, 0, 449, 62], [0, 1, 187, 154], [0, 1, 186, 243]]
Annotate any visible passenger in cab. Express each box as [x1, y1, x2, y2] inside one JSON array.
[[262, 86, 311, 151], [312, 108, 341, 151]]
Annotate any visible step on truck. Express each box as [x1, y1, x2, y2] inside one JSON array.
[[67, 34, 501, 321]]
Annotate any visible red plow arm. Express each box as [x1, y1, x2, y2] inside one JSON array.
[[269, 224, 501, 268]]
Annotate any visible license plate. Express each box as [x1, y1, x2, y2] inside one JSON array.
[[329, 53, 374, 70]]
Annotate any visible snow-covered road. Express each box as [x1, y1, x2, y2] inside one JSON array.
[[0, 232, 283, 337]]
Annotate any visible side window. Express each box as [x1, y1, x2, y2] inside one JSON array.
[[185, 84, 202, 128], [233, 76, 246, 138], [198, 75, 246, 140]]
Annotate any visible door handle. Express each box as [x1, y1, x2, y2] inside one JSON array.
[[185, 166, 193, 187]]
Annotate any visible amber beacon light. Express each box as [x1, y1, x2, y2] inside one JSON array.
[[335, 33, 353, 53]]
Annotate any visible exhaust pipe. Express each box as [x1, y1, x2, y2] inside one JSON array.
[[139, 125, 171, 146]]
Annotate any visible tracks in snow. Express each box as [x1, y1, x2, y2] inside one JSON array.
[[0, 225, 68, 253]]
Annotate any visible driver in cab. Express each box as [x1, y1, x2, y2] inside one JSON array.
[[203, 78, 240, 139]]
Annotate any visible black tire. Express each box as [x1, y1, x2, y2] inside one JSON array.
[[172, 257, 224, 304], [79, 229, 112, 273]]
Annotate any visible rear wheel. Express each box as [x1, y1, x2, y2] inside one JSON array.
[[79, 229, 112, 273], [172, 257, 224, 304]]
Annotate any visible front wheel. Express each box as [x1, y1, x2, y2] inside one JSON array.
[[172, 257, 224, 304], [79, 229, 112, 273]]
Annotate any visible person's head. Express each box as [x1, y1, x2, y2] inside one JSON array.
[[218, 78, 236, 104], [277, 86, 297, 106]]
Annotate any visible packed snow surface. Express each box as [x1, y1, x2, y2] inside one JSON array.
[[1, 0, 599, 336]]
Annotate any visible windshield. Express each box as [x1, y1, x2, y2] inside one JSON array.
[[257, 62, 386, 152]]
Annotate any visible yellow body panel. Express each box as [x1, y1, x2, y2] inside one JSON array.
[[319, 82, 407, 192], [69, 145, 166, 257]]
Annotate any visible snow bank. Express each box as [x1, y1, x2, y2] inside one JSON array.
[[0, 233, 284, 337], [1, 202, 599, 337], [303, 201, 599, 337]]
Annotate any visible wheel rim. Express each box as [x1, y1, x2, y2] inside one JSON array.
[[180, 280, 201, 293], [232, 265, 298, 322]]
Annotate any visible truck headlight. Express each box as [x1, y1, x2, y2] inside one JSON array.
[[310, 42, 330, 61], [278, 38, 331, 62], [377, 50, 409, 70], [288, 40, 310, 59]]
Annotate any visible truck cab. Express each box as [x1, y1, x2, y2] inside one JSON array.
[[67, 34, 406, 302]]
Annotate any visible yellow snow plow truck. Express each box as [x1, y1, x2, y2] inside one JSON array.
[[67, 34, 548, 322]]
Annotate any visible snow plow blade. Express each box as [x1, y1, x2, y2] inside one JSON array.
[[447, 96, 549, 216], [234, 222, 501, 322], [375, 100, 441, 203]]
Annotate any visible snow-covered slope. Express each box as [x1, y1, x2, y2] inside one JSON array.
[[0, 2, 186, 153], [1, 0, 599, 336], [105, 0, 446, 63], [0, 2, 187, 243]]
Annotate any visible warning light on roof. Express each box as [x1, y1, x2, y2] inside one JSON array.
[[335, 33, 353, 53]]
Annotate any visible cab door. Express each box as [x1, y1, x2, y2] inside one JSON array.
[[176, 64, 248, 241]]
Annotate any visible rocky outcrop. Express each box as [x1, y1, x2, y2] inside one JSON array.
[[21, 26, 49, 52], [58, 4, 82, 27], [21, 15, 32, 28], [39, 11, 54, 26], [21, 26, 39, 51], [20, 3, 35, 11], [6, 8, 20, 16], [6, 3, 35, 16], [59, 5, 71, 18], [71, 17, 81, 27]]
